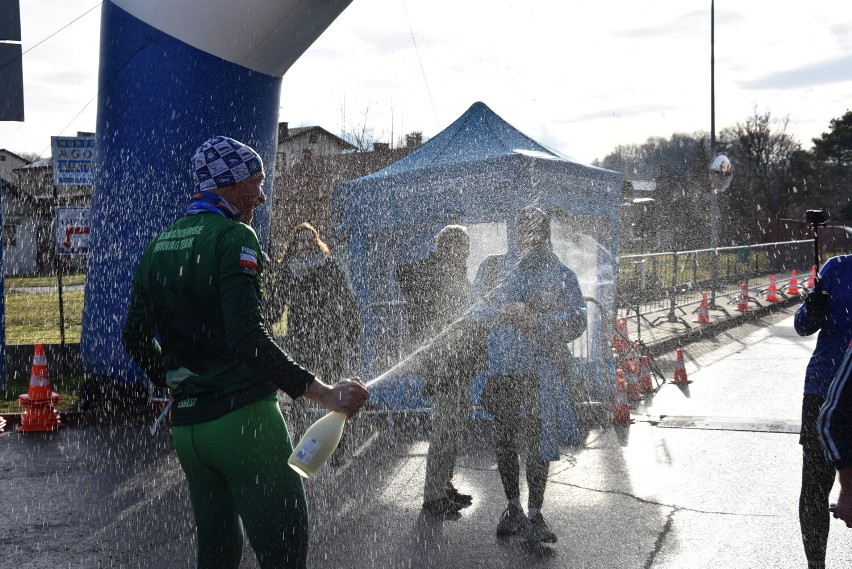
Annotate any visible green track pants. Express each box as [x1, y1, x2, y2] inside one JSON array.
[[172, 395, 308, 568]]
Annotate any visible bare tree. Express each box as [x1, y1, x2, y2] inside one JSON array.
[[718, 108, 802, 240], [339, 100, 384, 152]]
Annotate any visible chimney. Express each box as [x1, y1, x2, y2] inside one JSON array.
[[405, 132, 423, 148], [278, 122, 289, 141]]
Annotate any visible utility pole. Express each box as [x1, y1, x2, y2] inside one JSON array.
[[709, 0, 719, 308]]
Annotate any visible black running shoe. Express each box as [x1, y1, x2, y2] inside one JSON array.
[[422, 497, 463, 518], [447, 487, 473, 507], [496, 504, 527, 537], [523, 512, 557, 543]]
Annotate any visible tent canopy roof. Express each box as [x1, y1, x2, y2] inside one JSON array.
[[360, 101, 592, 175], [335, 101, 622, 231]]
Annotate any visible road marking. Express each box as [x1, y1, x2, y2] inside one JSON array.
[[633, 414, 800, 434]]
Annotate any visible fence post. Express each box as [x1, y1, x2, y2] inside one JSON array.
[[667, 252, 678, 323]]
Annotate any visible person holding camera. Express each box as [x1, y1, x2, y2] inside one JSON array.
[[794, 252, 852, 568]]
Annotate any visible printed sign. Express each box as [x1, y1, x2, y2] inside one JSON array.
[[51, 136, 96, 186], [55, 207, 90, 255]]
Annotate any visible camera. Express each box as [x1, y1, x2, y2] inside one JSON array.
[[806, 209, 827, 226]]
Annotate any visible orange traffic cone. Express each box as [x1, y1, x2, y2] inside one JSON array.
[[788, 270, 800, 295], [639, 355, 654, 394], [735, 283, 751, 312], [17, 344, 63, 432], [613, 317, 631, 355], [807, 265, 817, 290], [671, 348, 692, 385], [694, 291, 711, 324], [613, 370, 632, 425], [625, 342, 642, 401], [765, 275, 779, 303]]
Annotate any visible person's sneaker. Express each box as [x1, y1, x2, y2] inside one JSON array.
[[447, 487, 473, 508], [422, 497, 463, 518], [523, 512, 557, 543], [496, 504, 527, 537]]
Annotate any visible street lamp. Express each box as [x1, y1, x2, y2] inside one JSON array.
[[707, 0, 734, 308]]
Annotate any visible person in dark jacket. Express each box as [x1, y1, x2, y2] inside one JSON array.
[[469, 206, 586, 544], [794, 254, 852, 567], [396, 225, 480, 518], [267, 221, 361, 465], [819, 341, 852, 528], [123, 136, 368, 569]]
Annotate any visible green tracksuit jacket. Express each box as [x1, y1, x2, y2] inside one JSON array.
[[122, 212, 315, 425]]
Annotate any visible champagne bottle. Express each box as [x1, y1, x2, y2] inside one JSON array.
[[288, 411, 347, 478]]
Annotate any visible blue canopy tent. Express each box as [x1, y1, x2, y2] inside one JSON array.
[[333, 101, 623, 413]]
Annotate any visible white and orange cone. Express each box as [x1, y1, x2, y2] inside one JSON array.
[[788, 270, 800, 295], [765, 275, 779, 303], [735, 283, 751, 313], [613, 370, 632, 425], [639, 355, 654, 394], [624, 342, 642, 401], [694, 291, 711, 324], [613, 317, 631, 355], [671, 348, 692, 386], [17, 344, 63, 432]]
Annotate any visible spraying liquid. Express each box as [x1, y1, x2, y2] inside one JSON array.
[[287, 244, 565, 478], [287, 315, 470, 478]]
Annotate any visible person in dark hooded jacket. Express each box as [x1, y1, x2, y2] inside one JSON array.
[[396, 225, 481, 518], [267, 221, 361, 465]]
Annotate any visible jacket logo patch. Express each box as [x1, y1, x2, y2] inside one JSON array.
[[239, 247, 259, 272]]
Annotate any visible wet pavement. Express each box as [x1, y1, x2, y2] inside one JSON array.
[[3, 303, 852, 567]]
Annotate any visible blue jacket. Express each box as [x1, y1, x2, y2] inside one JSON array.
[[794, 255, 852, 397], [819, 345, 852, 468], [469, 247, 587, 461]]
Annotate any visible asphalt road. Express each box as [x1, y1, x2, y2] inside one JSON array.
[[2, 305, 851, 568]]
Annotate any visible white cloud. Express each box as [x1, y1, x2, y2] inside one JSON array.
[[3, 0, 852, 164]]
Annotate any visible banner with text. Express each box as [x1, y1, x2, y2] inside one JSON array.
[[51, 136, 96, 186], [55, 206, 91, 256]]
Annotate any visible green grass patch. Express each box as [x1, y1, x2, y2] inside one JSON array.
[[4, 277, 84, 345], [6, 274, 86, 288], [1, 372, 84, 414], [1, 275, 86, 413]]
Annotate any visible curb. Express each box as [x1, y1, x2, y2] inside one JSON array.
[[643, 294, 800, 358]]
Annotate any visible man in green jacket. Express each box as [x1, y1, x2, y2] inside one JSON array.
[[123, 135, 368, 569]]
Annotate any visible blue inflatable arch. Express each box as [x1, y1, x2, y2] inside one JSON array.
[[82, 0, 353, 385]]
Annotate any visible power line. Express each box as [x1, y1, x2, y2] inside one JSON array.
[[4, 2, 104, 158], [34, 36, 154, 160], [399, 0, 439, 128], [0, 2, 103, 73]]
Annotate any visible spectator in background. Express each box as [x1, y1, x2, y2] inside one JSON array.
[[469, 206, 587, 544], [794, 253, 852, 568], [267, 221, 361, 467], [396, 225, 481, 518]]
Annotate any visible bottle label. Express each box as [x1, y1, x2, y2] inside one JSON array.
[[293, 437, 321, 465]]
